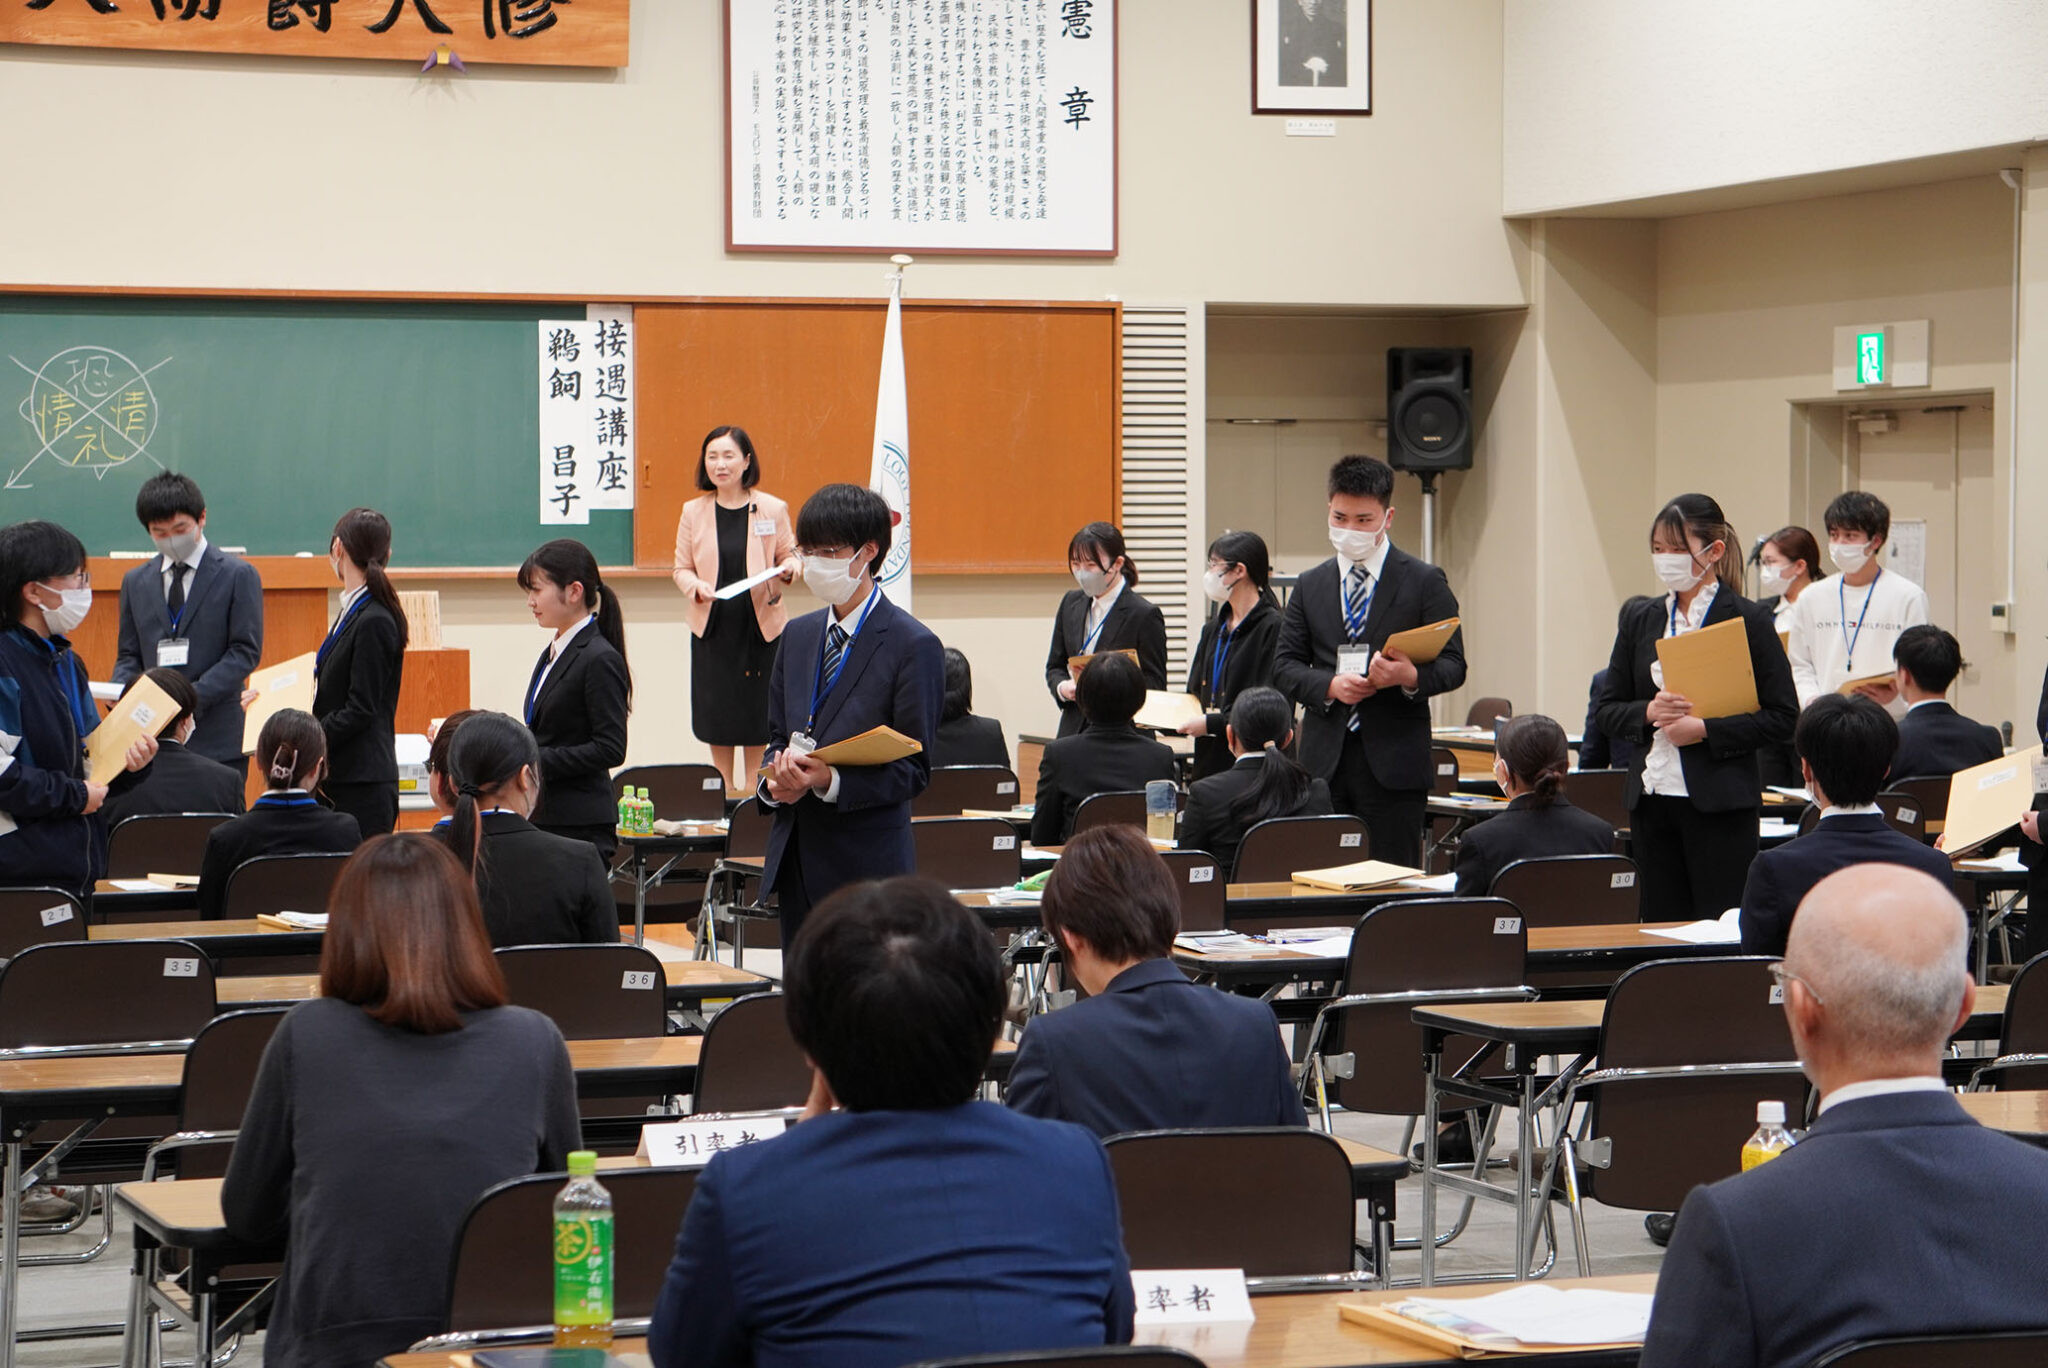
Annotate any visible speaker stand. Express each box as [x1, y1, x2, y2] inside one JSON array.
[[1417, 471, 1441, 565]]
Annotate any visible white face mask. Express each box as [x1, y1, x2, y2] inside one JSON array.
[[152, 530, 200, 563], [1652, 553, 1706, 593], [1757, 563, 1791, 595], [1328, 524, 1382, 562], [1073, 564, 1113, 598], [1201, 568, 1235, 603], [1829, 539, 1871, 575], [33, 583, 92, 635], [802, 550, 865, 607]]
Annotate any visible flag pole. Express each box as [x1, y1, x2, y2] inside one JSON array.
[[871, 255, 914, 611]]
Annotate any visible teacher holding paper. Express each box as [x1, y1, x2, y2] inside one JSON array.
[[672, 426, 801, 793], [1594, 494, 1797, 921]]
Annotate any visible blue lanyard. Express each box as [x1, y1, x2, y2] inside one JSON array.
[[1839, 569, 1881, 672], [1208, 615, 1237, 701], [315, 594, 370, 675], [808, 589, 881, 727], [1082, 598, 1113, 653]]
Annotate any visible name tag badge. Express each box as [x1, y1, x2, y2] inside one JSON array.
[[156, 639, 191, 667], [787, 733, 818, 756], [1336, 648, 1373, 677], [753, 518, 777, 537], [2033, 754, 2048, 797]]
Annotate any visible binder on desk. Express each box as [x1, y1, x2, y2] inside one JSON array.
[[1654, 618, 1758, 720], [1381, 616, 1461, 665], [86, 675, 179, 786]]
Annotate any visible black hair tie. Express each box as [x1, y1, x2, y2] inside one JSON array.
[[458, 781, 484, 799]]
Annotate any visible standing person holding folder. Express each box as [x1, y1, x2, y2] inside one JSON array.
[[519, 539, 632, 866], [1273, 456, 1466, 870], [1044, 523, 1168, 739], [1180, 530, 1283, 782], [313, 508, 408, 838], [1595, 494, 1797, 921], [671, 426, 801, 793], [759, 484, 944, 944]]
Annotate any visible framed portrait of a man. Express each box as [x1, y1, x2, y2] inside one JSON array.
[[1254, 0, 1371, 114]]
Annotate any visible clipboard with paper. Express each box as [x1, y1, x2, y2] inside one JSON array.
[[1653, 618, 1759, 720], [241, 651, 318, 755], [1380, 616, 1460, 666], [85, 676, 179, 786]]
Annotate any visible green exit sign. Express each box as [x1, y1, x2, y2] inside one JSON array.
[[1856, 330, 1886, 385]]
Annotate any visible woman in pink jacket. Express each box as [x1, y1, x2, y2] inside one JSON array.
[[671, 426, 801, 792]]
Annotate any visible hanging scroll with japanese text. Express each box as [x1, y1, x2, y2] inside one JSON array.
[[0, 0, 628, 69], [537, 309, 635, 527], [726, 0, 1117, 256]]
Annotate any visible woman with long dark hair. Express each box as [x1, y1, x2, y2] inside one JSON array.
[[313, 508, 408, 837], [518, 538, 632, 865], [1177, 686, 1332, 879], [1452, 714, 1616, 896], [1181, 530, 1283, 780], [1043, 522, 1168, 739]]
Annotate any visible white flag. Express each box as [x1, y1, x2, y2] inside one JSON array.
[[869, 273, 912, 611]]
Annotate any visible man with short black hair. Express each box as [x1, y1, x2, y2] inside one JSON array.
[[1785, 491, 1929, 709], [1889, 625, 2003, 780], [101, 668, 246, 826], [113, 472, 263, 779], [650, 877, 1134, 1368], [1028, 653, 1176, 846], [1738, 694, 1952, 956]]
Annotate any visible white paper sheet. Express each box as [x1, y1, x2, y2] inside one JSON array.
[[1958, 847, 2027, 874], [1398, 1285, 1653, 1347], [1403, 872, 1458, 893], [1645, 908, 1744, 944], [1758, 820, 1800, 839]]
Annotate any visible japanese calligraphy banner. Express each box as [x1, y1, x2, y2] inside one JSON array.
[[0, 0, 628, 69], [727, 0, 1117, 255], [538, 309, 634, 527]]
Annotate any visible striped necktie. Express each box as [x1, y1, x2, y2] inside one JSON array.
[[820, 622, 849, 697], [1344, 564, 1371, 732]]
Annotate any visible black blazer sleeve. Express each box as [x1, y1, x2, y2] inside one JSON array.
[[113, 566, 146, 688], [1578, 673, 1614, 770], [1030, 745, 1066, 848], [1272, 574, 1336, 718], [1596, 600, 1657, 752], [1045, 591, 1083, 703], [1177, 774, 1228, 860], [1129, 596, 1169, 691], [190, 556, 266, 715], [1406, 563, 1468, 699], [319, 608, 403, 759]]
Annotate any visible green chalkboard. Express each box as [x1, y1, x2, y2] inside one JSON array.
[[0, 296, 632, 566]]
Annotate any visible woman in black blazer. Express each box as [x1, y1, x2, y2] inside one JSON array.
[[518, 540, 632, 865], [932, 647, 1010, 770], [1030, 653, 1177, 847], [1179, 687, 1332, 879], [1044, 522, 1168, 739], [313, 508, 407, 838], [198, 710, 361, 919], [1453, 714, 1616, 897], [1181, 531, 1284, 781], [435, 711, 618, 948], [1752, 525, 1826, 790], [1595, 495, 1798, 921]]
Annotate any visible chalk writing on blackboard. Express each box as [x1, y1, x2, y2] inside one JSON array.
[[8, 345, 170, 491]]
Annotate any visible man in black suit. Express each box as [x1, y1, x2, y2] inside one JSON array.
[[1889, 625, 2003, 781], [1738, 695, 1952, 957], [1643, 864, 2048, 1368], [113, 473, 264, 780], [101, 669, 246, 827], [1029, 654, 1177, 847], [761, 485, 945, 943], [1274, 456, 1466, 869], [1007, 825, 1304, 1137]]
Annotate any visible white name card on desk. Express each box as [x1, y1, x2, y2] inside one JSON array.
[[636, 1116, 788, 1167], [1131, 1269, 1255, 1326]]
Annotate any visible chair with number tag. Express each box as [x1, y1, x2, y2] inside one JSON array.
[[912, 765, 1023, 817], [0, 888, 87, 959], [912, 817, 1022, 893], [1873, 788, 1930, 843], [1156, 850, 1225, 933], [1886, 775, 1952, 846], [1489, 854, 1640, 928], [1230, 814, 1371, 885], [494, 943, 668, 1040]]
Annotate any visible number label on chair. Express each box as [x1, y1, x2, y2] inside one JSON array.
[[1899, 807, 1919, 824], [1769, 983, 1785, 1005], [993, 834, 1016, 850], [1188, 865, 1214, 883], [38, 905, 72, 927], [1339, 833, 1362, 848], [997, 781, 1017, 795], [163, 957, 200, 978], [1610, 872, 1636, 889], [702, 777, 723, 791], [621, 971, 658, 991], [1438, 763, 1456, 777], [1493, 917, 1522, 935]]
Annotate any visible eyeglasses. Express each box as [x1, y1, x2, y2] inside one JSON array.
[[1768, 961, 1824, 1006]]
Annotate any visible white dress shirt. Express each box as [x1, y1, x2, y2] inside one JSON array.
[[1641, 582, 1719, 799], [1816, 1075, 1949, 1116]]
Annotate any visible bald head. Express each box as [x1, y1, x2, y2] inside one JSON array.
[[1785, 865, 1969, 1067]]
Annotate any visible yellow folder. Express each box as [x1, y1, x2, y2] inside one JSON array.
[[1836, 672, 1896, 697], [241, 651, 318, 755], [808, 725, 924, 768], [86, 676, 180, 786], [1133, 690, 1204, 732], [1067, 647, 1140, 675], [1654, 618, 1759, 720], [1292, 859, 1428, 892], [1939, 752, 2033, 856], [1381, 616, 1460, 665]]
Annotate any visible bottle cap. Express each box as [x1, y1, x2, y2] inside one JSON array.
[[638, 787, 650, 798], [567, 1150, 598, 1176], [1757, 1100, 1786, 1124]]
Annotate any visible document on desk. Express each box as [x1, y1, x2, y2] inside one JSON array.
[[1653, 617, 1758, 720], [1645, 909, 1743, 944], [1958, 847, 2028, 874], [1133, 690, 1204, 732], [1941, 752, 2035, 855], [86, 674, 179, 786], [1343, 1285, 1652, 1352], [241, 652, 318, 755], [1292, 860, 1427, 892], [713, 564, 784, 600], [1381, 616, 1460, 665]]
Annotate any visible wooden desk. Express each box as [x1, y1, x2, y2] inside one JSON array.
[[89, 917, 323, 963], [215, 959, 773, 1013], [1957, 1089, 2048, 1144], [92, 879, 198, 918]]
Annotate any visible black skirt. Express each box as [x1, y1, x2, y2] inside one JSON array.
[[692, 501, 778, 745]]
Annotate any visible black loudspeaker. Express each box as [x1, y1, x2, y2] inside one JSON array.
[[1386, 347, 1474, 474]]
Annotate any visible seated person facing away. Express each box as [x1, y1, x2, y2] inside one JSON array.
[[651, 877, 1133, 1368], [1029, 651, 1177, 847], [196, 709, 360, 919], [1641, 865, 2048, 1368], [1177, 686, 1332, 878], [222, 835, 581, 1368], [1738, 694, 1952, 957], [930, 645, 1011, 770], [1890, 624, 2004, 781], [433, 710, 617, 947], [423, 708, 484, 818], [101, 667, 245, 827], [1007, 825, 1306, 1136], [1454, 713, 1617, 897]]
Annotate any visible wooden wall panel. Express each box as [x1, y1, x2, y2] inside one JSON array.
[[634, 300, 1120, 573]]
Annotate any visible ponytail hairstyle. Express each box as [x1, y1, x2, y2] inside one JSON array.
[[1650, 494, 1744, 596], [445, 711, 543, 888], [1068, 522, 1139, 588], [257, 708, 327, 792], [518, 538, 632, 707], [1206, 529, 1277, 613], [1225, 687, 1314, 830], [1495, 713, 1572, 806], [332, 508, 410, 648], [426, 708, 483, 811]]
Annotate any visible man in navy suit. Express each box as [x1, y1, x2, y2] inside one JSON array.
[[1643, 864, 2048, 1368], [1739, 694, 1952, 957], [1889, 625, 2003, 781], [1274, 455, 1466, 868], [650, 878, 1134, 1368], [759, 484, 944, 943], [1007, 825, 1305, 1136], [113, 473, 264, 779]]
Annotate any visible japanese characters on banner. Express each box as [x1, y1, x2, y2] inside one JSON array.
[[727, 0, 1118, 255], [537, 308, 634, 527]]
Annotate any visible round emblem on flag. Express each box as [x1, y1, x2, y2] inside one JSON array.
[[877, 440, 911, 582]]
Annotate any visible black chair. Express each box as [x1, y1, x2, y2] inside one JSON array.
[[614, 763, 728, 821], [1104, 1128, 1356, 1278], [1813, 1331, 2048, 1366], [1873, 788, 1929, 843], [0, 887, 87, 959], [1889, 774, 1952, 845], [1428, 746, 1463, 797], [495, 943, 668, 1039], [0, 938, 217, 1051], [1231, 814, 1370, 884], [913, 816, 1022, 892], [911, 1350, 1206, 1368], [1969, 950, 2048, 1090], [1465, 697, 1513, 729], [702, 799, 779, 963], [913, 765, 1022, 817], [154, 1007, 290, 1178], [1489, 854, 1639, 928], [1068, 790, 1145, 837], [1797, 802, 1823, 837], [1157, 850, 1225, 932], [219, 852, 350, 921], [690, 992, 811, 1116], [1563, 768, 1630, 836], [105, 813, 234, 881]]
